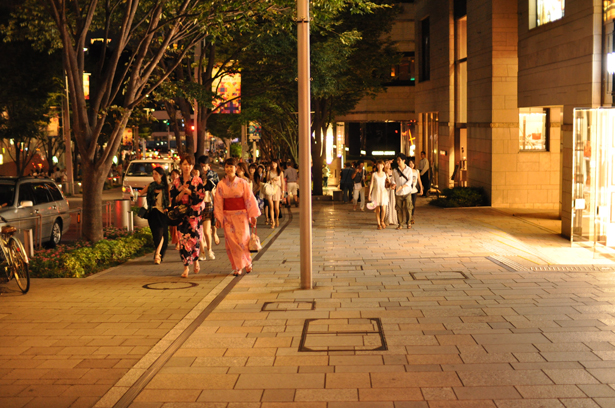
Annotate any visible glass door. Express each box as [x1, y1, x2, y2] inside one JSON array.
[[572, 108, 615, 248]]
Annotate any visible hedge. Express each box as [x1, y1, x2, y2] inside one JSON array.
[[429, 187, 488, 208], [30, 227, 154, 278]]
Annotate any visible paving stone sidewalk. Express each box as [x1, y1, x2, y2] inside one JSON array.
[[5, 199, 615, 408]]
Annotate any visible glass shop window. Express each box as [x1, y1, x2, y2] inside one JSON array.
[[519, 108, 550, 152]]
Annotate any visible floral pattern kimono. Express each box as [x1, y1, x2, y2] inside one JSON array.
[[170, 175, 209, 266], [214, 177, 261, 272]]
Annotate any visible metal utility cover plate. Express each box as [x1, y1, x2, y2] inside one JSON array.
[[299, 318, 387, 353]]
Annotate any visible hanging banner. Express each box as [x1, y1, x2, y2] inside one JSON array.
[[212, 65, 241, 114], [248, 122, 261, 141], [336, 122, 345, 158]]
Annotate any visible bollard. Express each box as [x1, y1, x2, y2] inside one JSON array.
[[22, 229, 34, 258], [128, 210, 134, 233], [114, 199, 132, 231]]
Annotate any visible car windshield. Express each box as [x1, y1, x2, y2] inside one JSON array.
[[125, 162, 171, 177], [0, 184, 16, 208]]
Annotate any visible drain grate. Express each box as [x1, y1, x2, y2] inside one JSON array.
[[487, 256, 525, 272], [323, 265, 363, 271], [529, 265, 615, 272], [298, 318, 387, 352], [487, 256, 615, 273], [262, 301, 316, 312], [409, 271, 469, 280]]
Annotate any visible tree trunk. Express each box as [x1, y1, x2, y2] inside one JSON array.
[[178, 97, 195, 158], [196, 112, 209, 158], [81, 162, 107, 242], [164, 101, 184, 156]]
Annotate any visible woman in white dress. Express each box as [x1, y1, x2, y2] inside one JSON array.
[[265, 160, 284, 229], [368, 160, 389, 229], [384, 161, 398, 226]]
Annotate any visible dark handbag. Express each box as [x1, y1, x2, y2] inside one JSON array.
[[167, 204, 189, 226], [137, 207, 149, 219]]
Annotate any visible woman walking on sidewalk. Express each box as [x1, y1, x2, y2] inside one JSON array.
[[170, 155, 207, 278], [214, 158, 261, 276], [140, 167, 170, 264], [368, 160, 389, 229], [169, 169, 181, 250], [384, 161, 398, 226], [265, 160, 284, 228]]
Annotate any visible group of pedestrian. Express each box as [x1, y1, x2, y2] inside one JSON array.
[[340, 152, 430, 230], [139, 154, 261, 279]]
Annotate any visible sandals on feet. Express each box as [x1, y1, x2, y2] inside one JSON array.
[[181, 267, 189, 278], [246, 265, 253, 274], [194, 262, 200, 274], [154, 254, 161, 265]]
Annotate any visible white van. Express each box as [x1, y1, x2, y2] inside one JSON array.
[[122, 159, 178, 200]]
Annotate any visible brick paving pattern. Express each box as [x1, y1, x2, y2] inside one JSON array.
[[3, 198, 615, 408]]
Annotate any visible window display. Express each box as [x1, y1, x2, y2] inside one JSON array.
[[519, 109, 548, 151], [536, 0, 565, 26]]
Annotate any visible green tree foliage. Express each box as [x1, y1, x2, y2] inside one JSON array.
[[3, 0, 287, 242], [235, 0, 400, 193]]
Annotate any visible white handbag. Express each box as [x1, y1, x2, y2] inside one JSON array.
[[263, 182, 277, 196], [248, 226, 262, 253]]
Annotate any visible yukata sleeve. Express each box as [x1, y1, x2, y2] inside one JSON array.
[[189, 177, 205, 217], [243, 180, 261, 219], [214, 181, 225, 226], [170, 179, 180, 204]]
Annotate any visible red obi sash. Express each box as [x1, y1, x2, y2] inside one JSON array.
[[223, 197, 246, 211]]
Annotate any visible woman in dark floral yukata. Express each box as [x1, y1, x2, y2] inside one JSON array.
[[170, 155, 213, 278]]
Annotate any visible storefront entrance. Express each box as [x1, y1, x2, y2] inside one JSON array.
[[572, 108, 615, 247]]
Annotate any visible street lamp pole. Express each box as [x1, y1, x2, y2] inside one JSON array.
[[297, 0, 312, 289]]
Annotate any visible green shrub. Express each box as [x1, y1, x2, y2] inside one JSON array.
[[30, 227, 154, 278], [429, 187, 487, 208]]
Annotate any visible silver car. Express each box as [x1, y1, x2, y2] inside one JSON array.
[[0, 177, 71, 248]]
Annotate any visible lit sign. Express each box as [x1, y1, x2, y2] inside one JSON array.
[[212, 64, 241, 114], [83, 73, 91, 100], [372, 151, 396, 156], [336, 122, 345, 158], [326, 126, 334, 164], [608, 52, 615, 75]]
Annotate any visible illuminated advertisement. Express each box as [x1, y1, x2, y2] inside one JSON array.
[[605, 0, 615, 21], [248, 122, 261, 141], [83, 73, 90, 100], [519, 110, 547, 151], [212, 65, 241, 114], [123, 128, 133, 145], [536, 0, 565, 26], [336, 122, 345, 158]]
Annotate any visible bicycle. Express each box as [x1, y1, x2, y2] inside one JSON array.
[[0, 219, 30, 294]]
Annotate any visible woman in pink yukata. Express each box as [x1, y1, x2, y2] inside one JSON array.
[[214, 158, 261, 276]]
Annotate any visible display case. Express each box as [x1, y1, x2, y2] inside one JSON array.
[[572, 108, 615, 247]]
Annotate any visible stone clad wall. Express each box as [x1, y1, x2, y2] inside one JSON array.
[[517, 0, 602, 236], [414, 0, 455, 189]]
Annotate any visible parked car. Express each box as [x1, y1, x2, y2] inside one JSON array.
[[121, 158, 178, 200], [0, 177, 71, 248]]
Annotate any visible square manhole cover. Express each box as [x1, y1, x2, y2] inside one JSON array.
[[410, 271, 469, 280], [298, 318, 387, 352], [262, 301, 315, 312]]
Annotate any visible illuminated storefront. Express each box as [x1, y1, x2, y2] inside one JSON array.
[[572, 108, 615, 247]]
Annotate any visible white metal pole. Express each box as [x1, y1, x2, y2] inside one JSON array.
[[298, 0, 312, 289]]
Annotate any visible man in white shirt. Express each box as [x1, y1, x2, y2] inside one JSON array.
[[284, 161, 299, 207], [390, 154, 414, 229], [418, 151, 430, 197]]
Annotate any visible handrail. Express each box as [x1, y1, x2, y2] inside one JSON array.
[[0, 207, 84, 245]]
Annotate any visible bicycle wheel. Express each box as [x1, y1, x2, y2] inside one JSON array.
[[8, 237, 30, 294]]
